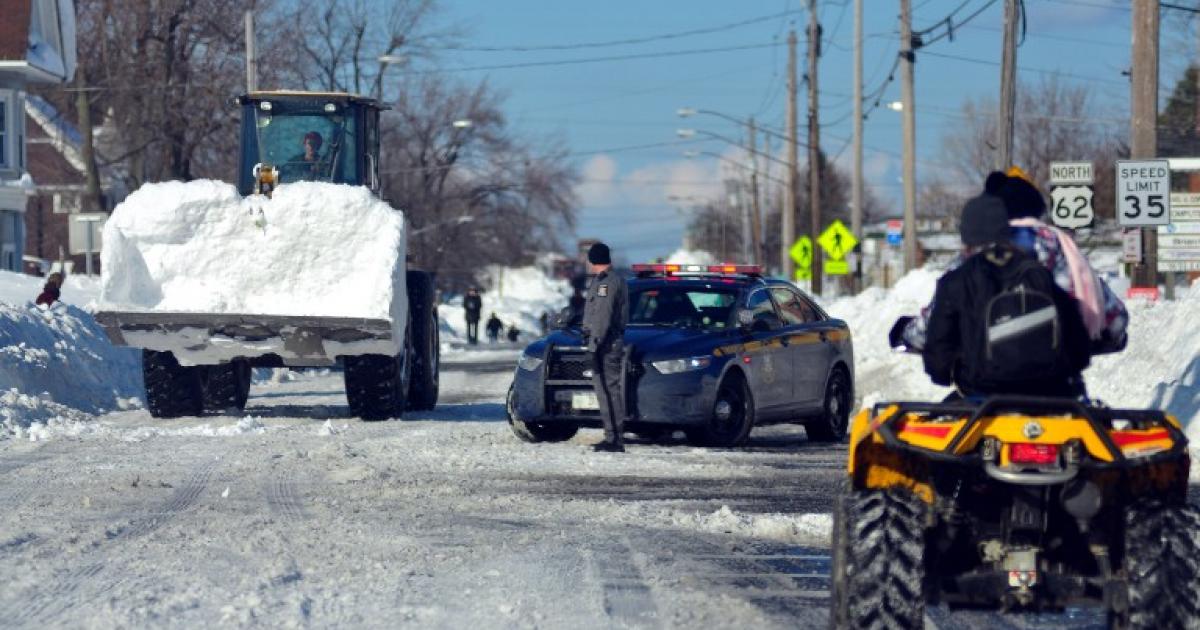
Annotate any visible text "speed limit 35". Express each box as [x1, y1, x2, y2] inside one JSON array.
[[1116, 159, 1171, 227]]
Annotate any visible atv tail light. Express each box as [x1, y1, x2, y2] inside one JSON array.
[[1009, 443, 1059, 465]]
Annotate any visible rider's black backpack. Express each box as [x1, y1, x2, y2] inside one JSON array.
[[978, 258, 1071, 386]]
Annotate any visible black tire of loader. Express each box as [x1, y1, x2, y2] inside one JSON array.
[[344, 354, 406, 421], [201, 360, 251, 413], [1117, 500, 1200, 630], [846, 488, 928, 630], [142, 350, 204, 418], [406, 270, 439, 411]]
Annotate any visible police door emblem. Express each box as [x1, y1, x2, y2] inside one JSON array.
[[597, 284, 609, 297]]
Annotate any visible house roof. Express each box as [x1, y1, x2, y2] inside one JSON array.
[[0, 0, 33, 62]]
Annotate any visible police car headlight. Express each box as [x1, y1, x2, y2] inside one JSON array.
[[517, 353, 544, 371], [652, 356, 711, 374]]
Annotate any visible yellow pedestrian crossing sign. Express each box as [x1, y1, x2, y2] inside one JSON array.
[[825, 260, 849, 275], [789, 236, 813, 271], [818, 220, 858, 261]]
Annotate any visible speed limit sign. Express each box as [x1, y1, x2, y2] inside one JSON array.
[[1116, 159, 1171, 226], [1049, 186, 1094, 229]]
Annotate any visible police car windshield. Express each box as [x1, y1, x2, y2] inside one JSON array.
[[629, 286, 738, 330]]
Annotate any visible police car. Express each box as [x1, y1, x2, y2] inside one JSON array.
[[507, 264, 854, 447]]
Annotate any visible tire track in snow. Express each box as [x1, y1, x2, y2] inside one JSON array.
[[5, 456, 222, 627], [264, 468, 309, 522], [589, 537, 660, 627]]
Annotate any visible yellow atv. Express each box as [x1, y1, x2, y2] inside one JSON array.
[[829, 396, 1198, 629]]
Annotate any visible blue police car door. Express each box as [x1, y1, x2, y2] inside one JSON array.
[[770, 287, 828, 407], [742, 288, 794, 413]]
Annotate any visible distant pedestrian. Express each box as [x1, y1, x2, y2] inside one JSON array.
[[539, 312, 550, 335], [582, 242, 628, 453], [35, 272, 64, 307], [463, 287, 483, 345], [506, 325, 520, 343], [485, 312, 503, 342]]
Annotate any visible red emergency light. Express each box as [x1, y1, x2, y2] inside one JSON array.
[[631, 263, 763, 278]]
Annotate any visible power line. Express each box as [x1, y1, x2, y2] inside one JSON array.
[[403, 43, 784, 74], [920, 49, 1129, 87], [429, 10, 802, 52]]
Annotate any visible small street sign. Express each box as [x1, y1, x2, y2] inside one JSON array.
[[817, 220, 858, 261], [789, 236, 813, 272], [825, 260, 849, 275], [1049, 185, 1094, 229], [1116, 159, 1171, 226], [1157, 192, 1200, 274], [886, 219, 902, 246], [1049, 161, 1093, 186], [1122, 229, 1143, 264]]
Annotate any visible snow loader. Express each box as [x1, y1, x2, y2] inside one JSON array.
[[829, 395, 1197, 629], [95, 91, 439, 420]]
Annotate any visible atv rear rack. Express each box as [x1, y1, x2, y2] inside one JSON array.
[[867, 395, 1189, 470]]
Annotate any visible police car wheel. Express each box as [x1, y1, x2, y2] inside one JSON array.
[[806, 368, 851, 442], [686, 374, 754, 447], [507, 384, 578, 443]]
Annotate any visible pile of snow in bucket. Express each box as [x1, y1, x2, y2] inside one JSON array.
[[99, 180, 407, 326]]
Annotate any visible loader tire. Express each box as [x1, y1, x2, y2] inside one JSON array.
[[142, 350, 204, 419], [201, 359, 252, 413], [1118, 501, 1200, 630], [344, 354, 406, 421], [846, 488, 927, 630], [406, 270, 439, 411]]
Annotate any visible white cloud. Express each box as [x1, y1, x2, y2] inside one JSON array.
[[575, 154, 619, 207]]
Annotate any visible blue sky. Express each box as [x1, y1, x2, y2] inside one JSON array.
[[434, 0, 1193, 262]]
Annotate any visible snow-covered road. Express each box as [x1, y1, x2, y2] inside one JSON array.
[[0, 350, 1166, 628]]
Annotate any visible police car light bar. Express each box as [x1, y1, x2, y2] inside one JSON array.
[[631, 263, 762, 277]]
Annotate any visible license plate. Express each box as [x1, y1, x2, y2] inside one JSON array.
[[571, 391, 599, 410]]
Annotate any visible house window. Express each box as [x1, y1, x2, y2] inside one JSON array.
[[53, 193, 81, 214]]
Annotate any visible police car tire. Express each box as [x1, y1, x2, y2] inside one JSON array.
[[846, 487, 927, 630], [406, 270, 439, 411], [142, 350, 204, 419], [806, 368, 852, 442], [1120, 500, 1200, 629], [506, 385, 578, 442], [200, 359, 252, 413], [344, 354, 406, 421], [686, 374, 754, 447]]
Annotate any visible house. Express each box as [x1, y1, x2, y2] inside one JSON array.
[[23, 95, 126, 275], [0, 0, 76, 272]]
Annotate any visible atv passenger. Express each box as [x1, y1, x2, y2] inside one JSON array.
[[923, 194, 1091, 399], [897, 168, 1128, 356]]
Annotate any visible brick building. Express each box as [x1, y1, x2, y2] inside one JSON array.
[[0, 0, 76, 272]]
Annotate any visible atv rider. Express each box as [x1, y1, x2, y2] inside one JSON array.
[[896, 168, 1128, 357], [923, 194, 1091, 399]]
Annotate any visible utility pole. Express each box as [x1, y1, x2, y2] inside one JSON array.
[[996, 0, 1018, 170], [245, 11, 258, 92], [1131, 0, 1160, 290], [900, 0, 918, 272], [852, 0, 864, 292], [783, 29, 799, 281], [808, 0, 823, 295], [749, 117, 764, 266]]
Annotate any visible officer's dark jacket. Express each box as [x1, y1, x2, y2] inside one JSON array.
[[463, 294, 483, 319], [924, 246, 1090, 397], [582, 268, 628, 351]]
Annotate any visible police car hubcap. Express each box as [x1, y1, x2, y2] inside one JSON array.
[[715, 400, 733, 421]]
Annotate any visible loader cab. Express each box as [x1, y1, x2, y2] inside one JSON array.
[[235, 91, 384, 196]]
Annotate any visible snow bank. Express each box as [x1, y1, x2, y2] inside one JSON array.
[[0, 301, 142, 436], [99, 180, 407, 327], [440, 265, 573, 346], [665, 248, 718, 265], [0, 270, 101, 310], [672, 505, 832, 546]]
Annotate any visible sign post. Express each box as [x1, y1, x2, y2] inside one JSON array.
[[1049, 161, 1095, 230]]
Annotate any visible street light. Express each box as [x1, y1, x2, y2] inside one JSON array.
[[377, 54, 409, 65], [887, 101, 904, 112], [411, 214, 474, 236], [451, 119, 473, 129]]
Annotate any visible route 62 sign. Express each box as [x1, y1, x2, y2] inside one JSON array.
[[1049, 185, 1094, 230]]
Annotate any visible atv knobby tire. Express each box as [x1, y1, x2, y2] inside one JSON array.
[[201, 359, 252, 413], [142, 350, 204, 418], [406, 270, 440, 411], [843, 487, 928, 630], [806, 367, 851, 442], [1119, 500, 1200, 630], [506, 385, 578, 443], [344, 354, 407, 420]]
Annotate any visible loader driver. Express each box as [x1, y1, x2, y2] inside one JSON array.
[[282, 131, 328, 182], [582, 242, 629, 453]]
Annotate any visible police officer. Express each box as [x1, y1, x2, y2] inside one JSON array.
[[582, 242, 628, 453]]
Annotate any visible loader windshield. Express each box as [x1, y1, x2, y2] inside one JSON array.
[[244, 99, 360, 187]]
